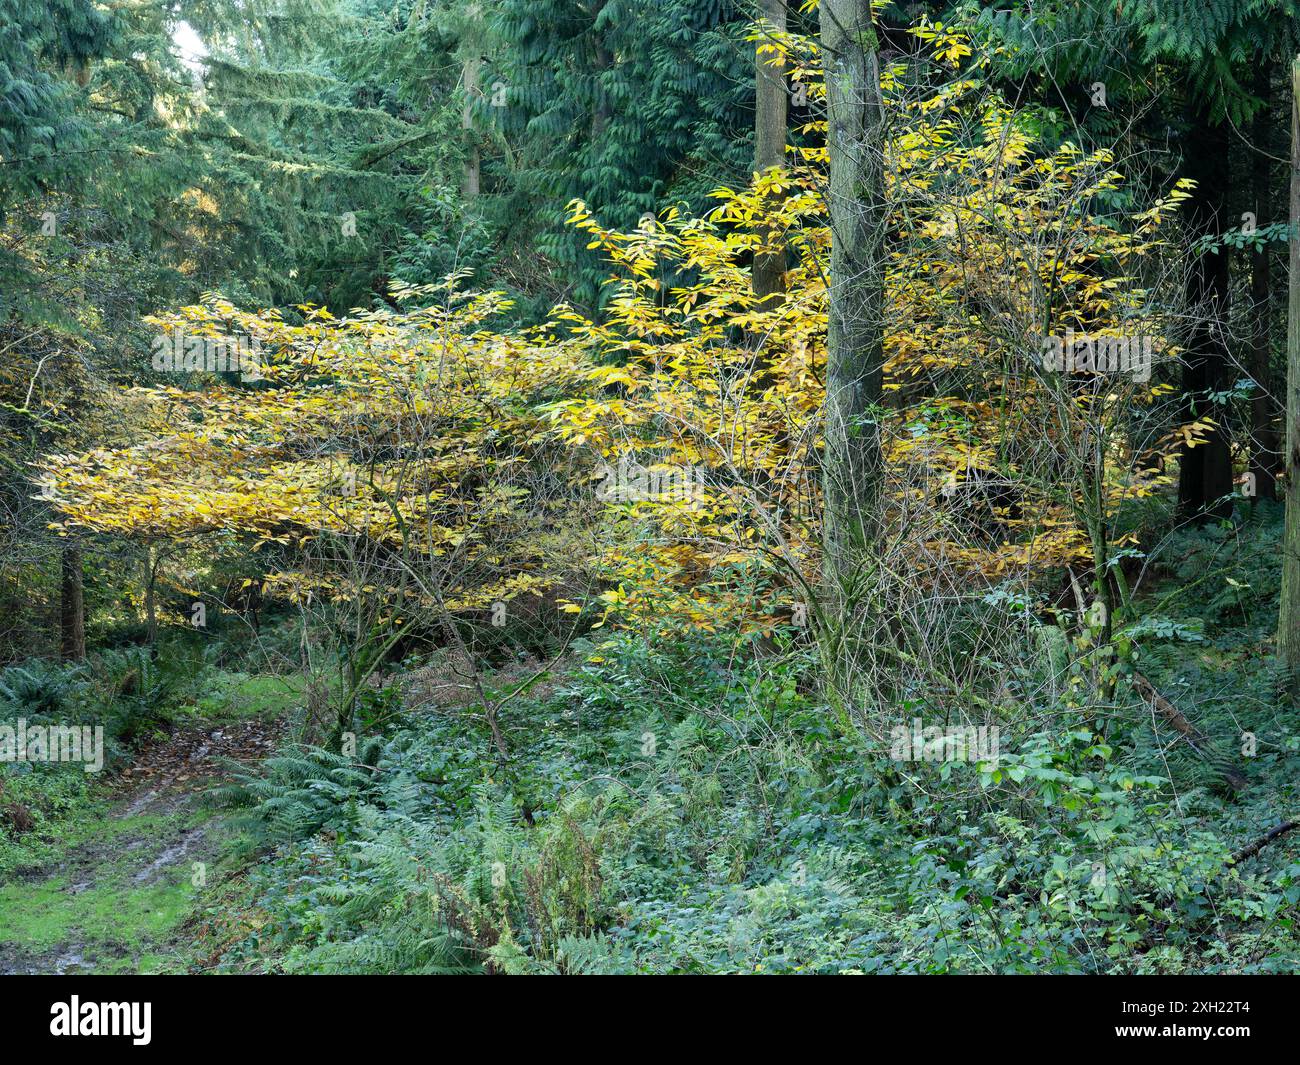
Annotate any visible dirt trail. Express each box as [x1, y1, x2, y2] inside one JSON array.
[[0, 718, 281, 975]]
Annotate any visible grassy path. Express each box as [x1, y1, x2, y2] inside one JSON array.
[[0, 717, 280, 974]]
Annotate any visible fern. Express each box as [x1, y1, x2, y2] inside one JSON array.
[[214, 746, 385, 848]]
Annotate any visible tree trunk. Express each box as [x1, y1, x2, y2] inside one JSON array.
[[1249, 234, 1279, 502], [590, 3, 613, 142], [753, 0, 788, 306], [1249, 76, 1279, 501], [59, 542, 85, 661], [1279, 57, 1300, 695], [820, 0, 885, 587], [143, 548, 158, 645], [461, 55, 481, 201], [1178, 115, 1234, 521]]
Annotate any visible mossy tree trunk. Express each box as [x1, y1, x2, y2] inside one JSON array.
[[462, 55, 481, 201], [1249, 73, 1279, 501], [819, 0, 886, 594], [60, 542, 85, 661], [753, 0, 788, 307], [1279, 57, 1300, 695]]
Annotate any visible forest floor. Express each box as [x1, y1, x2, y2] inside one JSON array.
[[0, 716, 282, 974]]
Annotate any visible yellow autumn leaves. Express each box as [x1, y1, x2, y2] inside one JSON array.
[[40, 24, 1193, 636]]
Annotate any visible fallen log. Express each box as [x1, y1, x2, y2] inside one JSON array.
[[1230, 820, 1300, 865], [1130, 672, 1248, 791]]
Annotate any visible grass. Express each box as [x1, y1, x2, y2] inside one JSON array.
[[0, 804, 215, 973], [182, 671, 306, 724], [0, 664, 300, 973]]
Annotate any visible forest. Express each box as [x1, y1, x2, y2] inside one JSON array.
[[3, 0, 1300, 984]]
